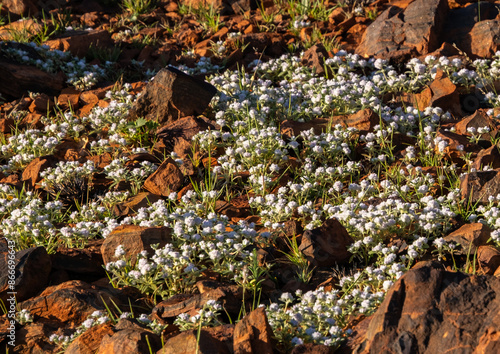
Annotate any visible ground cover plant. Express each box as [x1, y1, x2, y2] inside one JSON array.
[[2, 0, 500, 352]]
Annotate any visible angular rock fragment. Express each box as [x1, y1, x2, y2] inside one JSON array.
[[159, 328, 231, 354], [101, 225, 172, 266], [352, 261, 500, 353], [0, 247, 51, 303], [45, 29, 113, 58], [299, 218, 353, 267], [66, 323, 114, 354], [444, 222, 492, 253], [233, 307, 275, 354], [97, 320, 162, 354], [356, 0, 448, 60], [128, 66, 217, 126], [460, 169, 500, 205], [20, 280, 119, 326], [143, 157, 184, 196]]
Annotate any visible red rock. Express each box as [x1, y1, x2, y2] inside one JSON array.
[[113, 192, 163, 217], [51, 239, 105, 277], [354, 261, 500, 353], [0, 55, 65, 99], [472, 146, 500, 171], [57, 87, 81, 110], [302, 44, 331, 77], [0, 247, 51, 303], [455, 109, 497, 141], [233, 307, 275, 354], [65, 323, 114, 354], [97, 324, 162, 354], [21, 156, 59, 190], [128, 67, 217, 126], [158, 328, 231, 354], [45, 30, 113, 58], [460, 170, 500, 205], [355, 0, 449, 60], [1, 0, 38, 16], [101, 225, 172, 266], [143, 157, 184, 196], [0, 18, 41, 40], [477, 245, 500, 275], [291, 343, 334, 353], [444, 223, 492, 253], [19, 280, 119, 327], [299, 218, 353, 267], [152, 284, 242, 322], [468, 19, 500, 58]]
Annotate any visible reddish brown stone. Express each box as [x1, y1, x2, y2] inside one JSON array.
[[444, 223, 492, 253], [355, 0, 448, 60], [299, 218, 353, 267], [478, 245, 500, 275], [455, 109, 497, 141], [20, 280, 119, 327], [460, 170, 500, 205], [21, 156, 58, 190], [66, 323, 114, 354], [101, 225, 172, 266], [158, 328, 230, 354], [233, 307, 275, 354], [45, 30, 113, 58], [128, 66, 217, 126], [354, 261, 500, 353], [57, 87, 81, 110], [143, 157, 184, 196], [0, 247, 51, 303]]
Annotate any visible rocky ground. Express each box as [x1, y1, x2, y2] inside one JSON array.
[[2, 0, 500, 353]]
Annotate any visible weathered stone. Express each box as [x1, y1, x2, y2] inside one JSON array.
[[455, 109, 498, 141], [0, 18, 41, 40], [460, 170, 500, 205], [0, 55, 65, 99], [0, 0, 39, 16], [353, 261, 500, 353], [301, 44, 330, 77], [0, 247, 51, 303], [291, 343, 334, 354], [128, 66, 217, 126], [444, 1, 498, 57], [478, 246, 500, 275], [158, 328, 230, 354], [45, 30, 113, 58], [66, 323, 114, 354], [143, 157, 184, 196], [19, 280, 119, 327], [233, 307, 274, 354], [57, 87, 81, 110], [21, 156, 58, 190], [468, 19, 500, 58], [299, 218, 353, 267], [355, 0, 449, 60], [101, 225, 172, 266], [444, 223, 492, 253], [152, 284, 242, 322], [97, 327, 162, 354], [51, 239, 105, 277], [472, 146, 500, 171]]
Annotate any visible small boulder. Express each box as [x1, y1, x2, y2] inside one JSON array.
[[299, 218, 353, 267], [233, 307, 275, 354], [101, 225, 172, 266], [128, 66, 217, 126], [143, 158, 184, 197]]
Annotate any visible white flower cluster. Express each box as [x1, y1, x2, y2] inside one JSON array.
[[2, 42, 106, 89]]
